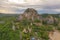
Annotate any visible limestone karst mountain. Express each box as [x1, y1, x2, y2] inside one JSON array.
[[18, 8, 41, 21], [45, 15, 58, 25], [17, 8, 58, 25]]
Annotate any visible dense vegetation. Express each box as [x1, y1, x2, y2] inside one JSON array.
[[0, 14, 60, 40]]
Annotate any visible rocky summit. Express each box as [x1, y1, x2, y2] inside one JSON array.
[[18, 8, 41, 21]]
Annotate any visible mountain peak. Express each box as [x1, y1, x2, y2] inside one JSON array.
[[18, 8, 40, 21], [24, 8, 38, 14]]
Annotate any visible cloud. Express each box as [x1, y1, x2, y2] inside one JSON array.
[[0, 0, 60, 14]]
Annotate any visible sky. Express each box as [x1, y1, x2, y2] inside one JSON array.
[[0, 0, 60, 14]]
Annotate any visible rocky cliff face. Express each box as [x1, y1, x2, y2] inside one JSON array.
[[18, 8, 41, 21], [46, 16, 58, 25], [18, 8, 58, 25]]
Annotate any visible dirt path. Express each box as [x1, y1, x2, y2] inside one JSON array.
[[49, 30, 60, 40]]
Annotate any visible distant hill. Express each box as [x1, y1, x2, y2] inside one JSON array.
[[0, 13, 19, 17]]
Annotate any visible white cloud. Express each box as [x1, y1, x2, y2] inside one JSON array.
[[53, 9, 60, 12], [44, 0, 60, 5], [0, 0, 60, 14]]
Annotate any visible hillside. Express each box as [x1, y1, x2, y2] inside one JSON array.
[[0, 8, 60, 40]]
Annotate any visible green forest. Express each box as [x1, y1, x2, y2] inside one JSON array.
[[0, 14, 60, 40]]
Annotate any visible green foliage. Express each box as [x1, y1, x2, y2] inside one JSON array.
[[0, 15, 20, 40], [0, 14, 60, 40], [0, 23, 20, 40], [34, 19, 41, 23], [56, 26, 60, 30]]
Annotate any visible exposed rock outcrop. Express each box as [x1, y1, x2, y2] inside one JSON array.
[[46, 16, 58, 25], [18, 8, 58, 25], [18, 8, 41, 21]]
